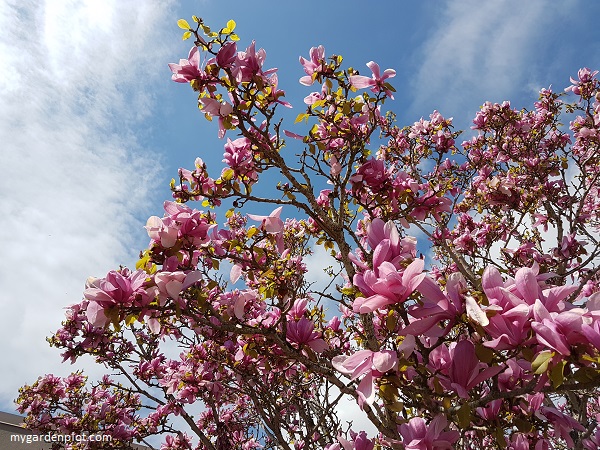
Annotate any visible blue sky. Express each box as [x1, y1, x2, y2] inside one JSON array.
[[1, 0, 599, 427]]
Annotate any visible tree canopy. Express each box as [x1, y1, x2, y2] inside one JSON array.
[[17, 16, 600, 450]]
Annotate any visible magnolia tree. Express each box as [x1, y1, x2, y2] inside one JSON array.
[[17, 17, 600, 450]]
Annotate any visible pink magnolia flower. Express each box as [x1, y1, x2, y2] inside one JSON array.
[[444, 340, 503, 399], [299, 45, 326, 86], [147, 202, 212, 248], [145, 216, 179, 248], [332, 349, 398, 406], [537, 405, 584, 448], [583, 427, 600, 450], [398, 415, 459, 450], [349, 61, 396, 99], [168, 47, 203, 83], [286, 317, 328, 353], [364, 218, 417, 266], [481, 264, 580, 353], [336, 431, 374, 450], [248, 206, 285, 252], [248, 206, 284, 233], [507, 433, 531, 450], [476, 399, 503, 421], [304, 82, 328, 105], [234, 40, 277, 83], [161, 432, 192, 450], [400, 272, 467, 337], [350, 157, 391, 193], [352, 258, 425, 314], [329, 155, 342, 176], [266, 73, 292, 108], [84, 269, 148, 327], [200, 97, 234, 117], [199, 97, 234, 138], [223, 136, 258, 181], [216, 41, 237, 68], [154, 271, 203, 307], [565, 67, 599, 98]]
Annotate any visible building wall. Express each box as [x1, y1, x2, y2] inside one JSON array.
[[0, 412, 52, 450]]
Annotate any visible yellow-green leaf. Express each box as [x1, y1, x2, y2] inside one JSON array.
[[496, 428, 507, 448], [295, 113, 309, 124], [457, 403, 471, 428], [222, 27, 231, 34], [388, 401, 404, 412], [514, 417, 534, 433], [386, 315, 397, 332], [177, 19, 191, 30], [227, 20, 236, 31], [532, 350, 554, 374], [247, 227, 258, 238], [221, 168, 235, 181], [379, 383, 397, 402], [550, 360, 566, 388], [230, 33, 240, 41], [125, 315, 137, 326], [182, 31, 192, 40], [192, 15, 200, 23], [475, 343, 494, 364]]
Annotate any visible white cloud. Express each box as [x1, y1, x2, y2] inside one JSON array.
[[408, 0, 572, 121], [0, 0, 174, 410]]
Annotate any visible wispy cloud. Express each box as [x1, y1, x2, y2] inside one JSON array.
[[408, 0, 573, 122], [0, 0, 174, 409]]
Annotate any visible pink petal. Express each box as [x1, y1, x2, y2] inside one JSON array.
[[402, 259, 425, 292], [147, 318, 160, 334], [234, 296, 245, 320], [468, 364, 504, 390], [182, 271, 203, 290], [482, 266, 505, 301], [466, 296, 489, 326], [356, 372, 376, 407], [515, 267, 541, 304], [532, 321, 571, 355], [166, 280, 183, 299], [353, 294, 391, 313], [400, 315, 443, 336], [381, 69, 396, 80], [366, 61, 381, 79], [416, 276, 446, 303], [86, 302, 109, 327], [230, 264, 243, 284], [308, 338, 328, 353], [349, 75, 375, 89], [372, 350, 398, 372]]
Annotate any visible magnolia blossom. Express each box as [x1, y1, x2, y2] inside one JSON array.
[[398, 415, 459, 450], [332, 349, 398, 406], [84, 269, 150, 327], [352, 258, 425, 313], [248, 206, 285, 252], [168, 46, 203, 83], [299, 45, 326, 85], [286, 317, 327, 353], [349, 61, 396, 98]]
